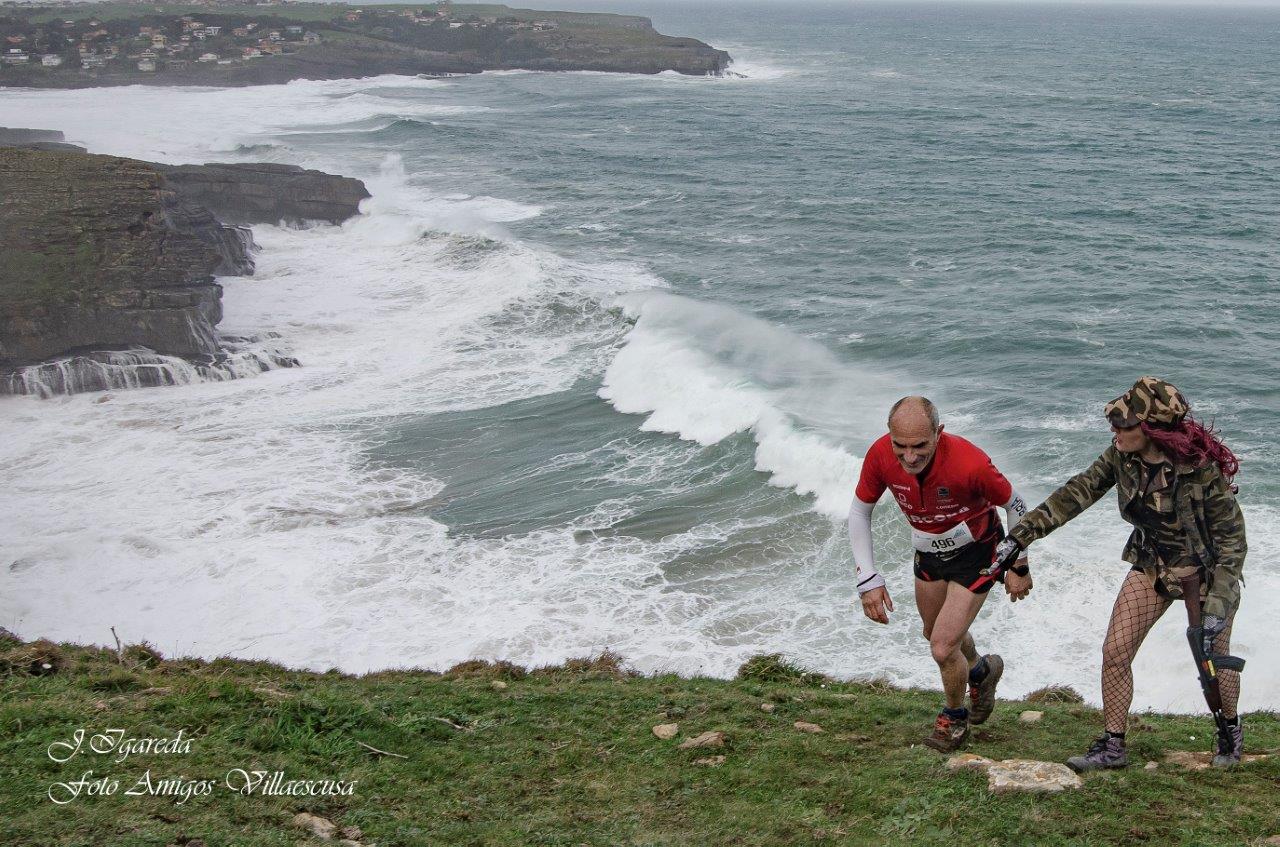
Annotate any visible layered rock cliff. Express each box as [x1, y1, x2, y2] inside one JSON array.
[[159, 162, 370, 226], [0, 147, 371, 396], [0, 148, 239, 368]]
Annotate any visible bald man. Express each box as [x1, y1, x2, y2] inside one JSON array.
[[848, 397, 1033, 751]]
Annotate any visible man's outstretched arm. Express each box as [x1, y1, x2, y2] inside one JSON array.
[[848, 497, 893, 623]]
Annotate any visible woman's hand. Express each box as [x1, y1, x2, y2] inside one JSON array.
[[1005, 565, 1033, 602]]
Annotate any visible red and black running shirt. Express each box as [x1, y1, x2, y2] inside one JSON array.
[[854, 431, 1013, 545]]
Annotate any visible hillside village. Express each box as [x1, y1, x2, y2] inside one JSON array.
[[0, 2, 560, 77]]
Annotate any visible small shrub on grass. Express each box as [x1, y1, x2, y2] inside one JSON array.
[[736, 653, 831, 687], [0, 638, 65, 676], [1027, 685, 1085, 704], [123, 641, 164, 668], [532, 650, 638, 679], [444, 659, 529, 680]]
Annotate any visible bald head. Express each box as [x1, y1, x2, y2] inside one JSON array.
[[888, 396, 940, 432], [887, 396, 942, 475]]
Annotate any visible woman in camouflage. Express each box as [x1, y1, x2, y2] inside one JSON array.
[[991, 377, 1247, 771]]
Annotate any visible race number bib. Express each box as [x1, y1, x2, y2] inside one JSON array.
[[911, 521, 976, 554]]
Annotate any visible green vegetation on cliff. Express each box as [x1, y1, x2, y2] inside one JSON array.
[[2, 635, 1278, 846]]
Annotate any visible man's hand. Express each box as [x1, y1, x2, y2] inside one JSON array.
[[859, 586, 894, 624], [1004, 560, 1033, 602]]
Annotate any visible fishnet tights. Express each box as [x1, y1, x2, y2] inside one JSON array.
[[1100, 569, 1239, 734]]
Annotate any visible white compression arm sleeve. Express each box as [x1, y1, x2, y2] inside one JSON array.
[[1002, 490, 1029, 534], [847, 497, 884, 594]]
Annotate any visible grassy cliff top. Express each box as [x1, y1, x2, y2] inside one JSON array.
[[2, 634, 1278, 846]]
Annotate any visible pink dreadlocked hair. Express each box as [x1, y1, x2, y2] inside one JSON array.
[[1141, 415, 1240, 480]]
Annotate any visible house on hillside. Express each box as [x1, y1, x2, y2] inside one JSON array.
[[137, 58, 155, 71], [2, 48, 29, 65], [303, 31, 321, 45], [42, 53, 63, 66]]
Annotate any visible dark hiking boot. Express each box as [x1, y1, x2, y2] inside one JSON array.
[[1212, 721, 1243, 769], [922, 711, 970, 753], [968, 654, 1004, 725], [1066, 734, 1128, 773]]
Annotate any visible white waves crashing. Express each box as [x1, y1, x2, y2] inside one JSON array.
[[0, 78, 675, 671], [0, 74, 462, 165], [599, 290, 902, 519]]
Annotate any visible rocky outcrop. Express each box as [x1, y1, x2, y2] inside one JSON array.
[[0, 126, 85, 152], [158, 162, 370, 226], [0, 127, 66, 145], [0, 147, 268, 393], [0, 144, 369, 397], [1, 148, 232, 364]]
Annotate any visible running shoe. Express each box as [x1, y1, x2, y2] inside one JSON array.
[[923, 711, 970, 753], [1066, 734, 1128, 773], [1212, 721, 1243, 769], [968, 654, 1004, 725]]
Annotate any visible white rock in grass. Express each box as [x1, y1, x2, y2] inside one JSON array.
[[293, 812, 337, 839], [945, 753, 993, 772], [678, 730, 726, 749], [1018, 710, 1043, 723], [652, 723, 679, 740], [987, 760, 1082, 794]]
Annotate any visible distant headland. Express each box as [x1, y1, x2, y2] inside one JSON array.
[[0, 1, 732, 87]]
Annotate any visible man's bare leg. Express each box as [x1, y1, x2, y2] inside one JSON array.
[[928, 582, 988, 709], [960, 632, 979, 667]]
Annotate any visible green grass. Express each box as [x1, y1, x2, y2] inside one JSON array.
[[2, 635, 1277, 846]]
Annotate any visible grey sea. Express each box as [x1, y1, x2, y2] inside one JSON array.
[[1, 0, 1277, 712]]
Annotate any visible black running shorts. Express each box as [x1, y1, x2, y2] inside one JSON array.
[[913, 529, 1005, 595]]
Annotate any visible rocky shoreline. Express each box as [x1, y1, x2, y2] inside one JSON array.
[[0, 131, 369, 397]]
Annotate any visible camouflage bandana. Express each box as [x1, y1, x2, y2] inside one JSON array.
[[1105, 376, 1189, 428]]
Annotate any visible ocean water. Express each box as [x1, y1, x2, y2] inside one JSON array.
[[2, 1, 1278, 713]]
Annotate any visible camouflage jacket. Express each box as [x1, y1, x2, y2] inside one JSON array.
[[1008, 445, 1247, 619]]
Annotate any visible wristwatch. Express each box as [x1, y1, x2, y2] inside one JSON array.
[[1009, 563, 1030, 577]]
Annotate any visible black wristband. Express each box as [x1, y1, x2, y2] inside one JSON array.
[[1009, 564, 1030, 577]]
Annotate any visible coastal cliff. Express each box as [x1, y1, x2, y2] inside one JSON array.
[[158, 162, 370, 226], [0, 146, 367, 397], [0, 3, 731, 88], [0, 148, 242, 368]]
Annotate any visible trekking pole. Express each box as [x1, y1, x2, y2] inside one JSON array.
[[1178, 573, 1245, 752]]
